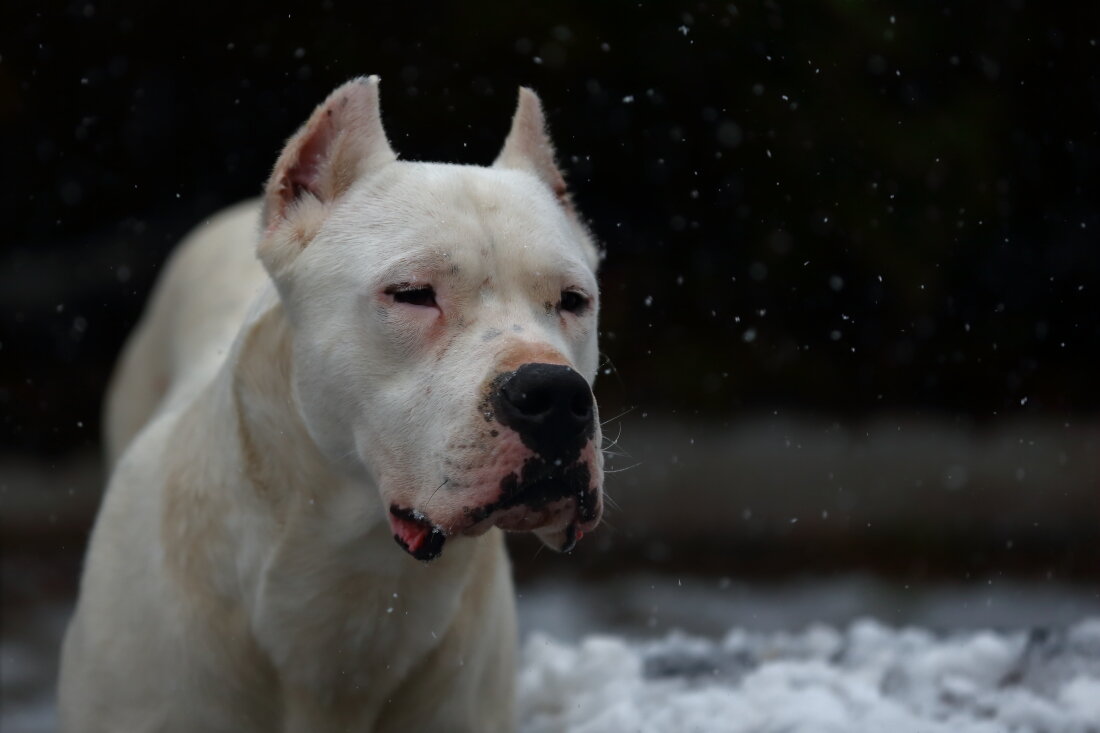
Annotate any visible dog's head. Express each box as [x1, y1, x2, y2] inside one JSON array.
[[257, 77, 603, 560]]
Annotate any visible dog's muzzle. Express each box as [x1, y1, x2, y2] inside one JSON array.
[[389, 363, 601, 562]]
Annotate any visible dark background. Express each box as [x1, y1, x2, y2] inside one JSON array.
[[1, 0, 1098, 593], [4, 0, 1099, 457]]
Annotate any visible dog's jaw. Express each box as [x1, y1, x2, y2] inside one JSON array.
[[535, 523, 585, 554], [385, 435, 602, 562], [388, 496, 600, 562]]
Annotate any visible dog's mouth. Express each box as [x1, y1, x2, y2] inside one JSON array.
[[388, 470, 602, 562], [388, 436, 603, 562], [389, 505, 447, 561], [462, 492, 600, 549], [461, 454, 601, 550], [389, 496, 599, 561]]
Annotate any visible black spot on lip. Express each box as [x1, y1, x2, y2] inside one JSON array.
[[465, 456, 596, 528]]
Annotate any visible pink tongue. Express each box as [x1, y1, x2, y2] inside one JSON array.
[[391, 514, 432, 554]]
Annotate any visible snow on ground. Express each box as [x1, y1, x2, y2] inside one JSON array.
[[4, 577, 1100, 732], [519, 619, 1100, 733]]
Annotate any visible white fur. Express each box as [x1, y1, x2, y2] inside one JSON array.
[[59, 77, 603, 732]]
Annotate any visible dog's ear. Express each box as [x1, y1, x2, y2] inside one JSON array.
[[496, 88, 602, 271], [260, 76, 395, 272], [494, 88, 570, 208]]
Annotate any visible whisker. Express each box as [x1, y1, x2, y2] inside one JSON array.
[[611, 421, 626, 441], [600, 405, 636, 427], [601, 424, 630, 457], [597, 351, 629, 391], [601, 428, 625, 449], [603, 462, 641, 474], [424, 478, 449, 508]]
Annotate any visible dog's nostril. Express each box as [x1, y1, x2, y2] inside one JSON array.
[[509, 387, 555, 418], [569, 392, 592, 421]]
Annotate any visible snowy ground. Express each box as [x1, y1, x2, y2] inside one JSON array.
[[515, 576, 1100, 732], [4, 574, 1099, 732], [519, 620, 1100, 733]]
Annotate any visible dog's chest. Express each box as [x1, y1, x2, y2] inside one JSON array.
[[249, 497, 480, 697]]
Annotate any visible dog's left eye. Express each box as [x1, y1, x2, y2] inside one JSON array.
[[387, 285, 438, 308], [559, 290, 589, 315]]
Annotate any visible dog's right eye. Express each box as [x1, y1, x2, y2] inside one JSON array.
[[387, 285, 437, 308]]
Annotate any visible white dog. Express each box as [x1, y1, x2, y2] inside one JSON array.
[[58, 76, 603, 732]]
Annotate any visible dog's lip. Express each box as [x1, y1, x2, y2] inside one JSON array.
[[534, 522, 585, 553], [389, 485, 602, 559], [459, 493, 602, 542], [460, 505, 559, 536], [531, 499, 602, 553], [389, 504, 446, 562]]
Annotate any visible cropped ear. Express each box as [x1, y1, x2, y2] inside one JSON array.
[[260, 76, 395, 258], [493, 87, 570, 208]]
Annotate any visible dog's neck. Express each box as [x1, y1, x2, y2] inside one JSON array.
[[228, 301, 336, 515]]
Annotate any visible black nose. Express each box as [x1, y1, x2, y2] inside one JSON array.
[[492, 363, 595, 458]]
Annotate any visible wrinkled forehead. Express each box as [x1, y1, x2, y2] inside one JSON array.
[[323, 162, 594, 281]]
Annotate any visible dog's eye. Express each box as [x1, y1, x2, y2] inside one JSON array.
[[559, 290, 589, 315], [388, 285, 437, 308]]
